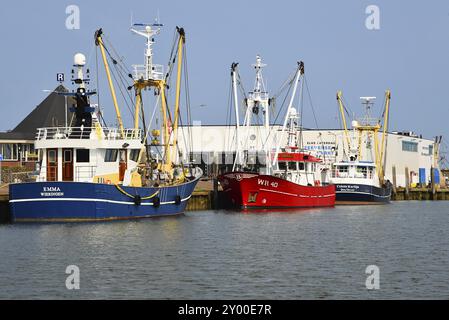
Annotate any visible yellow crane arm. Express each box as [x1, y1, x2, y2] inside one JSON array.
[[95, 29, 125, 137], [379, 90, 391, 183], [134, 87, 143, 137], [337, 91, 352, 154], [171, 27, 185, 163]]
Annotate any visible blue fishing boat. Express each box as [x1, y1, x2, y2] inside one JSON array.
[[330, 94, 392, 204], [9, 24, 202, 222]]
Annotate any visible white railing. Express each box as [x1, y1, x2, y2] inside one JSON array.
[[331, 169, 374, 180], [36, 127, 143, 141], [248, 91, 269, 101], [132, 64, 164, 81], [355, 117, 380, 127], [75, 166, 96, 181]]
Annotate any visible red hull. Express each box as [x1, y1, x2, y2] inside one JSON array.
[[219, 172, 335, 209]]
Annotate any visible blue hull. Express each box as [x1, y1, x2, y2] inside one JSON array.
[[335, 183, 391, 204], [9, 177, 200, 222]]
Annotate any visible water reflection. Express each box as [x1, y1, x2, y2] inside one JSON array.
[[0, 202, 448, 299]]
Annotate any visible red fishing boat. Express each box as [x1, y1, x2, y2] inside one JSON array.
[[219, 58, 335, 209], [220, 152, 335, 209]]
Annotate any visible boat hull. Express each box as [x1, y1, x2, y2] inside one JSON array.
[[9, 176, 201, 222], [218, 172, 335, 209], [335, 183, 391, 204]]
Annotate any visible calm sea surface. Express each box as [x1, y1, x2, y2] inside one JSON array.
[[0, 201, 449, 299]]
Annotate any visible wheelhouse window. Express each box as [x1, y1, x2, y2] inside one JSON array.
[[129, 149, 141, 162], [76, 149, 90, 163], [47, 150, 57, 164], [278, 162, 287, 171], [299, 162, 305, 171], [334, 165, 349, 178], [356, 166, 368, 178], [288, 162, 297, 170], [63, 149, 72, 163], [104, 149, 118, 162], [368, 167, 374, 178]]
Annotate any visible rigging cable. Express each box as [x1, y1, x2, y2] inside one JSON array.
[[303, 75, 327, 162]]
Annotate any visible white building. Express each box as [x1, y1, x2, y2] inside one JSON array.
[[178, 125, 439, 187]]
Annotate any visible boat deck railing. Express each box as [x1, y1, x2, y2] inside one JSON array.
[[131, 64, 164, 81], [36, 127, 143, 141], [75, 166, 96, 181], [248, 91, 269, 101], [331, 169, 374, 180]]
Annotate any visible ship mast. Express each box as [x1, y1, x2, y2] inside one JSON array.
[[231, 62, 242, 171], [272, 61, 304, 167], [244, 55, 271, 173], [129, 23, 186, 180], [352, 92, 391, 185], [94, 23, 186, 183]]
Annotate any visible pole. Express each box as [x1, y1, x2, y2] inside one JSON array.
[[337, 91, 351, 155], [405, 167, 410, 200], [134, 88, 142, 137], [159, 82, 171, 175], [431, 166, 436, 200], [65, 95, 68, 128], [95, 31, 125, 137], [272, 62, 303, 167], [231, 63, 240, 171], [379, 90, 391, 182], [172, 29, 185, 164], [392, 165, 397, 196]]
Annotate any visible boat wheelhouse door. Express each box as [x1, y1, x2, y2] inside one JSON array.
[[62, 148, 74, 181], [46, 148, 58, 181], [119, 149, 127, 181]]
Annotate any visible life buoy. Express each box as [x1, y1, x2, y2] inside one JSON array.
[[106, 179, 111, 184]]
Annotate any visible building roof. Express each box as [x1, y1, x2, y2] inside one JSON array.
[[0, 85, 72, 141]]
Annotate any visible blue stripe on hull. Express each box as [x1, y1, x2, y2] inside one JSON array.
[[9, 179, 200, 222], [335, 183, 391, 204]]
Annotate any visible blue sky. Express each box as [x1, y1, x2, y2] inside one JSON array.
[[0, 0, 448, 141]]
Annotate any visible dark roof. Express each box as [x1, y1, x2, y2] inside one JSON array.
[[0, 85, 72, 141]]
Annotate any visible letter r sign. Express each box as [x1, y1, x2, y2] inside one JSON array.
[[57, 73, 65, 82]]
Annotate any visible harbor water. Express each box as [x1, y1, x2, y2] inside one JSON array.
[[0, 201, 448, 299]]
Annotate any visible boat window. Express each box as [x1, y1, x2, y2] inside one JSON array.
[[63, 149, 72, 163], [0, 143, 18, 160], [119, 150, 127, 162], [338, 166, 349, 173], [105, 149, 118, 162], [48, 150, 57, 164], [76, 149, 90, 163], [288, 162, 297, 170], [356, 166, 368, 178], [130, 149, 141, 162], [334, 165, 349, 178], [299, 162, 305, 171], [278, 162, 287, 170]]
